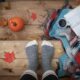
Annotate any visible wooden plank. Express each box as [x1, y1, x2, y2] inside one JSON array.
[[0, 59, 60, 76], [0, 68, 25, 76], [0, 59, 59, 76], [1, 9, 48, 25], [0, 59, 27, 76], [0, 41, 63, 59], [0, 41, 63, 76], [1, 1, 76, 25], [0, 76, 19, 80], [0, 59, 28, 68], [1, 1, 76, 10], [0, 25, 44, 40]]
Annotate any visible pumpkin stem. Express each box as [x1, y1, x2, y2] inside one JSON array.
[[13, 22, 17, 26]]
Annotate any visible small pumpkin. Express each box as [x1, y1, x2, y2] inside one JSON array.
[[8, 17, 25, 32], [0, 18, 8, 27]]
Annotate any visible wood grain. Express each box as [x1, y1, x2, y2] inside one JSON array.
[[0, 0, 77, 40], [0, 1, 78, 78], [0, 25, 44, 40], [0, 41, 63, 76]]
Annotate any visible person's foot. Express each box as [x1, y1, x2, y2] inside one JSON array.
[[20, 70, 37, 80], [42, 70, 59, 80], [41, 41, 59, 80], [25, 40, 38, 71], [41, 41, 54, 72], [20, 40, 38, 80]]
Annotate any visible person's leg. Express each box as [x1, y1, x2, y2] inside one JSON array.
[[20, 40, 38, 80], [41, 41, 59, 80]]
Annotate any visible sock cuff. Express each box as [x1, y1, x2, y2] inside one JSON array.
[[25, 40, 38, 48], [20, 70, 38, 79], [41, 41, 53, 47], [42, 70, 58, 80]]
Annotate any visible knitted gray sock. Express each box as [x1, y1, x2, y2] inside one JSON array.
[[42, 41, 54, 72], [25, 40, 38, 71]]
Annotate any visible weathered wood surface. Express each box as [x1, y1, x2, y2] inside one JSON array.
[[0, 25, 44, 40], [0, 0, 77, 40], [0, 41, 63, 76], [0, 0, 79, 78], [0, 76, 19, 80]]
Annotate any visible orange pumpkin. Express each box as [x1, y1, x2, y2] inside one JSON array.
[[8, 17, 25, 32]]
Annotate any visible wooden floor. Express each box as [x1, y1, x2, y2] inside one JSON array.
[[0, 0, 76, 40], [0, 76, 19, 80], [0, 1, 79, 80]]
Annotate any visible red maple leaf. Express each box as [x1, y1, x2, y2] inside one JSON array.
[[31, 12, 37, 21], [4, 52, 15, 63]]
